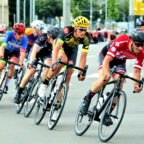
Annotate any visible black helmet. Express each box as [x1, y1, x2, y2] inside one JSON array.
[[130, 31, 144, 43], [47, 26, 59, 39]]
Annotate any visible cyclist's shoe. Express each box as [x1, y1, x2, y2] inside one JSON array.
[[13, 93, 21, 104], [51, 102, 61, 121], [38, 83, 47, 98], [80, 98, 91, 115], [103, 114, 113, 126], [4, 86, 8, 94], [13, 70, 18, 79]]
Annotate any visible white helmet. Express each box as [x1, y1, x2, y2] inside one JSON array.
[[31, 20, 45, 31]]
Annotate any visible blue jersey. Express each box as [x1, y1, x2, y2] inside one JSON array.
[[2, 31, 28, 53]]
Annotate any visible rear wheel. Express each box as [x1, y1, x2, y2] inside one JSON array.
[[98, 90, 127, 142], [47, 82, 68, 130], [0, 71, 8, 100]]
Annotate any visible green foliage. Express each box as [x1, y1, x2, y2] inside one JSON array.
[[107, 0, 119, 20]]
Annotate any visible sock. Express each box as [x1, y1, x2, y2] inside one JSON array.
[[84, 90, 95, 101], [18, 87, 24, 95], [43, 77, 50, 85], [6, 77, 12, 86]]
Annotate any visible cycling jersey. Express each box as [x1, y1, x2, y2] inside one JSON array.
[[32, 33, 52, 59], [25, 28, 38, 50], [57, 26, 91, 56], [99, 35, 144, 70], [2, 31, 28, 53]]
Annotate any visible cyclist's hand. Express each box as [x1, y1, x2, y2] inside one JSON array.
[[134, 85, 142, 93], [28, 63, 32, 69], [51, 62, 57, 71], [78, 73, 85, 81], [19, 62, 24, 68]]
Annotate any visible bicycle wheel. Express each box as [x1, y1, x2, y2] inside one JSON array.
[[34, 96, 47, 125], [16, 89, 28, 114], [24, 79, 40, 117], [0, 71, 8, 100], [98, 90, 127, 142], [47, 82, 68, 130], [15, 67, 26, 89], [75, 100, 96, 136]]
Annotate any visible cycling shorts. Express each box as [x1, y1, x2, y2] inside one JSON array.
[[97, 51, 126, 74], [0, 49, 19, 64]]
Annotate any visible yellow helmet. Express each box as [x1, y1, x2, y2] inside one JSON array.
[[74, 16, 89, 28]]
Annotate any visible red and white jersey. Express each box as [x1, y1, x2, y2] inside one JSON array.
[[105, 35, 144, 70]]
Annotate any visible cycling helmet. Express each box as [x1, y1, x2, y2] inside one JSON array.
[[13, 23, 25, 32], [130, 31, 144, 43], [31, 20, 45, 31], [47, 26, 59, 39], [74, 16, 89, 28]]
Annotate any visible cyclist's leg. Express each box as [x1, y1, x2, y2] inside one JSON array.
[[41, 56, 52, 81], [47, 51, 68, 81], [112, 62, 126, 105], [14, 64, 36, 104]]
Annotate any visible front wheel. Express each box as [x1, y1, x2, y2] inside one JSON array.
[[24, 79, 40, 117], [0, 71, 8, 100], [98, 90, 127, 142], [47, 82, 68, 130]]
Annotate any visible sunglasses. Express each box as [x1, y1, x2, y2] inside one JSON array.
[[134, 42, 144, 47], [78, 28, 87, 32]]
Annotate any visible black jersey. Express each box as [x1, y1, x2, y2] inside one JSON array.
[[57, 26, 91, 55], [34, 33, 52, 58]]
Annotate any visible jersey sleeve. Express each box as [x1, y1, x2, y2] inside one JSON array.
[[20, 36, 28, 52], [35, 33, 47, 47], [2, 31, 11, 46], [134, 58, 143, 70], [106, 35, 126, 58], [81, 33, 91, 53]]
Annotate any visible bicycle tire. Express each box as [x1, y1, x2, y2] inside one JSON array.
[[24, 79, 40, 117], [34, 79, 55, 125], [98, 90, 127, 142], [75, 102, 96, 136], [15, 67, 26, 90], [34, 96, 47, 125], [47, 82, 68, 130], [16, 88, 29, 114], [0, 71, 8, 100]]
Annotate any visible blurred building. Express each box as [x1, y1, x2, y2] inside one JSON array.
[[0, 0, 9, 27]]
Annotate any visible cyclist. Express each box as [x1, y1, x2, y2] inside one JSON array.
[[0, 23, 28, 93], [136, 20, 144, 31], [13, 26, 59, 104], [80, 31, 144, 125], [13, 20, 45, 79], [38, 16, 91, 120]]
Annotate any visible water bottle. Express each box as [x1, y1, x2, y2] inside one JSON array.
[[49, 83, 59, 104], [97, 97, 104, 109]]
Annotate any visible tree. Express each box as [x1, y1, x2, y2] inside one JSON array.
[[107, 0, 119, 20]]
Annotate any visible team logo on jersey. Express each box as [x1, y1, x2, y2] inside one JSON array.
[[63, 28, 69, 34], [111, 47, 116, 52], [115, 42, 120, 46]]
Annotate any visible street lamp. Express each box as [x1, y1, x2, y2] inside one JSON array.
[[105, 0, 107, 30], [23, 0, 26, 25]]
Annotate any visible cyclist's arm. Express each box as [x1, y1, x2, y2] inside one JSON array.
[[102, 55, 113, 79], [52, 40, 62, 63], [133, 68, 142, 93], [29, 44, 39, 64], [78, 52, 87, 74], [19, 51, 26, 65]]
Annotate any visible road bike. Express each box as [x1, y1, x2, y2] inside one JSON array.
[[16, 59, 50, 114], [0, 59, 20, 101], [75, 67, 144, 142]]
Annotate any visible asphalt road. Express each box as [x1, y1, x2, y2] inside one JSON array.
[[0, 42, 144, 144]]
